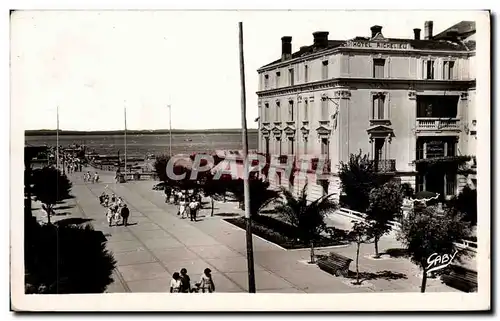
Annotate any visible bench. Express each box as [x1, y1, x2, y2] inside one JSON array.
[[441, 264, 477, 292], [317, 252, 353, 277]]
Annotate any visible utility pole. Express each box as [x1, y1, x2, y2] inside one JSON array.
[[168, 104, 172, 157], [238, 21, 256, 293]]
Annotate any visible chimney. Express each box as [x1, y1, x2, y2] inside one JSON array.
[[413, 28, 421, 40], [281, 36, 292, 61], [370, 25, 382, 38], [424, 21, 433, 40], [313, 31, 329, 49]]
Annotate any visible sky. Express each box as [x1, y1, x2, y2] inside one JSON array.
[[11, 10, 479, 131]]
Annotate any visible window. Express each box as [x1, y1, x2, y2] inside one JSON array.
[[321, 138, 329, 157], [264, 74, 269, 88], [288, 138, 295, 155], [288, 100, 294, 121], [289, 69, 294, 86], [304, 65, 309, 83], [443, 61, 455, 80], [275, 101, 281, 122], [322, 60, 329, 80], [372, 94, 386, 120], [276, 138, 282, 155], [264, 137, 269, 155], [321, 98, 329, 120], [416, 96, 459, 118], [303, 99, 308, 121], [276, 71, 281, 87], [303, 138, 308, 154], [374, 138, 385, 161], [264, 103, 269, 122], [425, 60, 435, 79], [373, 59, 385, 78]]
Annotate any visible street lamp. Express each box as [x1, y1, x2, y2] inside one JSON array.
[[167, 104, 172, 157]]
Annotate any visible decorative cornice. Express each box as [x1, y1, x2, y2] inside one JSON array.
[[258, 46, 473, 73], [256, 78, 475, 98]]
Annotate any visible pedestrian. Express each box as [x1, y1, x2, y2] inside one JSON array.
[[170, 272, 182, 293], [120, 204, 130, 226], [164, 186, 172, 203], [94, 172, 100, 183], [189, 199, 199, 222], [198, 268, 215, 293], [106, 207, 114, 227], [179, 268, 191, 293], [99, 192, 106, 205], [178, 196, 187, 219]]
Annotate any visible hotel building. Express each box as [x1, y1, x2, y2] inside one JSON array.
[[256, 21, 476, 202]]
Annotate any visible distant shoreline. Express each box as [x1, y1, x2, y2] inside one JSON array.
[[25, 128, 259, 136]]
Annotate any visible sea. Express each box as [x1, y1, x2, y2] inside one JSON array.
[[25, 132, 259, 158]]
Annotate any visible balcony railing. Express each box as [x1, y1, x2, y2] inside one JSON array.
[[416, 118, 460, 130], [373, 159, 396, 172], [311, 157, 331, 173]]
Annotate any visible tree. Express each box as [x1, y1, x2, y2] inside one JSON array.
[[31, 166, 73, 224], [366, 180, 404, 258], [25, 222, 117, 294], [348, 221, 373, 285], [274, 184, 338, 263], [397, 205, 471, 293], [228, 178, 280, 217], [338, 151, 388, 212], [200, 171, 233, 216], [447, 185, 477, 226]]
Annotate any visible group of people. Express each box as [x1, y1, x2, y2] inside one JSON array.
[[84, 171, 100, 183], [164, 186, 202, 222], [170, 268, 215, 293], [99, 192, 130, 227]]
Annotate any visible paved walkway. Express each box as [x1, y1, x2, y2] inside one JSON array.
[[32, 168, 462, 293]]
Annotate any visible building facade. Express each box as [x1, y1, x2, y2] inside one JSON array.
[[256, 21, 476, 202]]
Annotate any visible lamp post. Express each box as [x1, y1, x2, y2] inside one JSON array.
[[168, 104, 172, 157], [56, 106, 60, 171], [124, 106, 127, 176]]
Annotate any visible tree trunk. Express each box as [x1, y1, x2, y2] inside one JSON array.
[[374, 236, 380, 258], [210, 197, 214, 217], [355, 242, 360, 285], [47, 204, 52, 225], [421, 268, 428, 293], [309, 240, 315, 264]]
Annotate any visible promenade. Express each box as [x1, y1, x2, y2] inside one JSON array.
[[32, 168, 461, 293]]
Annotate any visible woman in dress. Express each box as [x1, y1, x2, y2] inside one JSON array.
[[199, 268, 215, 293], [170, 272, 182, 293]]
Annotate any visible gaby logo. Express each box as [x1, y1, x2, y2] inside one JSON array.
[[426, 250, 459, 274]]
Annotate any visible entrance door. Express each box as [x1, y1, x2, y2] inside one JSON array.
[[425, 168, 444, 198], [265, 138, 269, 155]]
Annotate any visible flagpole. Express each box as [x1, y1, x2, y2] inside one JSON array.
[[238, 21, 256, 294], [124, 106, 127, 176]]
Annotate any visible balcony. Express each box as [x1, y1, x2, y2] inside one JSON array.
[[373, 159, 396, 173], [416, 118, 460, 131], [311, 157, 331, 174]]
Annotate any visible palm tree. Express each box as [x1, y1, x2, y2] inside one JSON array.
[[274, 184, 338, 263]]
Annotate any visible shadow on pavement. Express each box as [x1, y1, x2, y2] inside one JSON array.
[[53, 211, 71, 216], [347, 270, 408, 282], [214, 213, 240, 217], [382, 248, 409, 258], [54, 205, 75, 210], [55, 218, 94, 226]]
